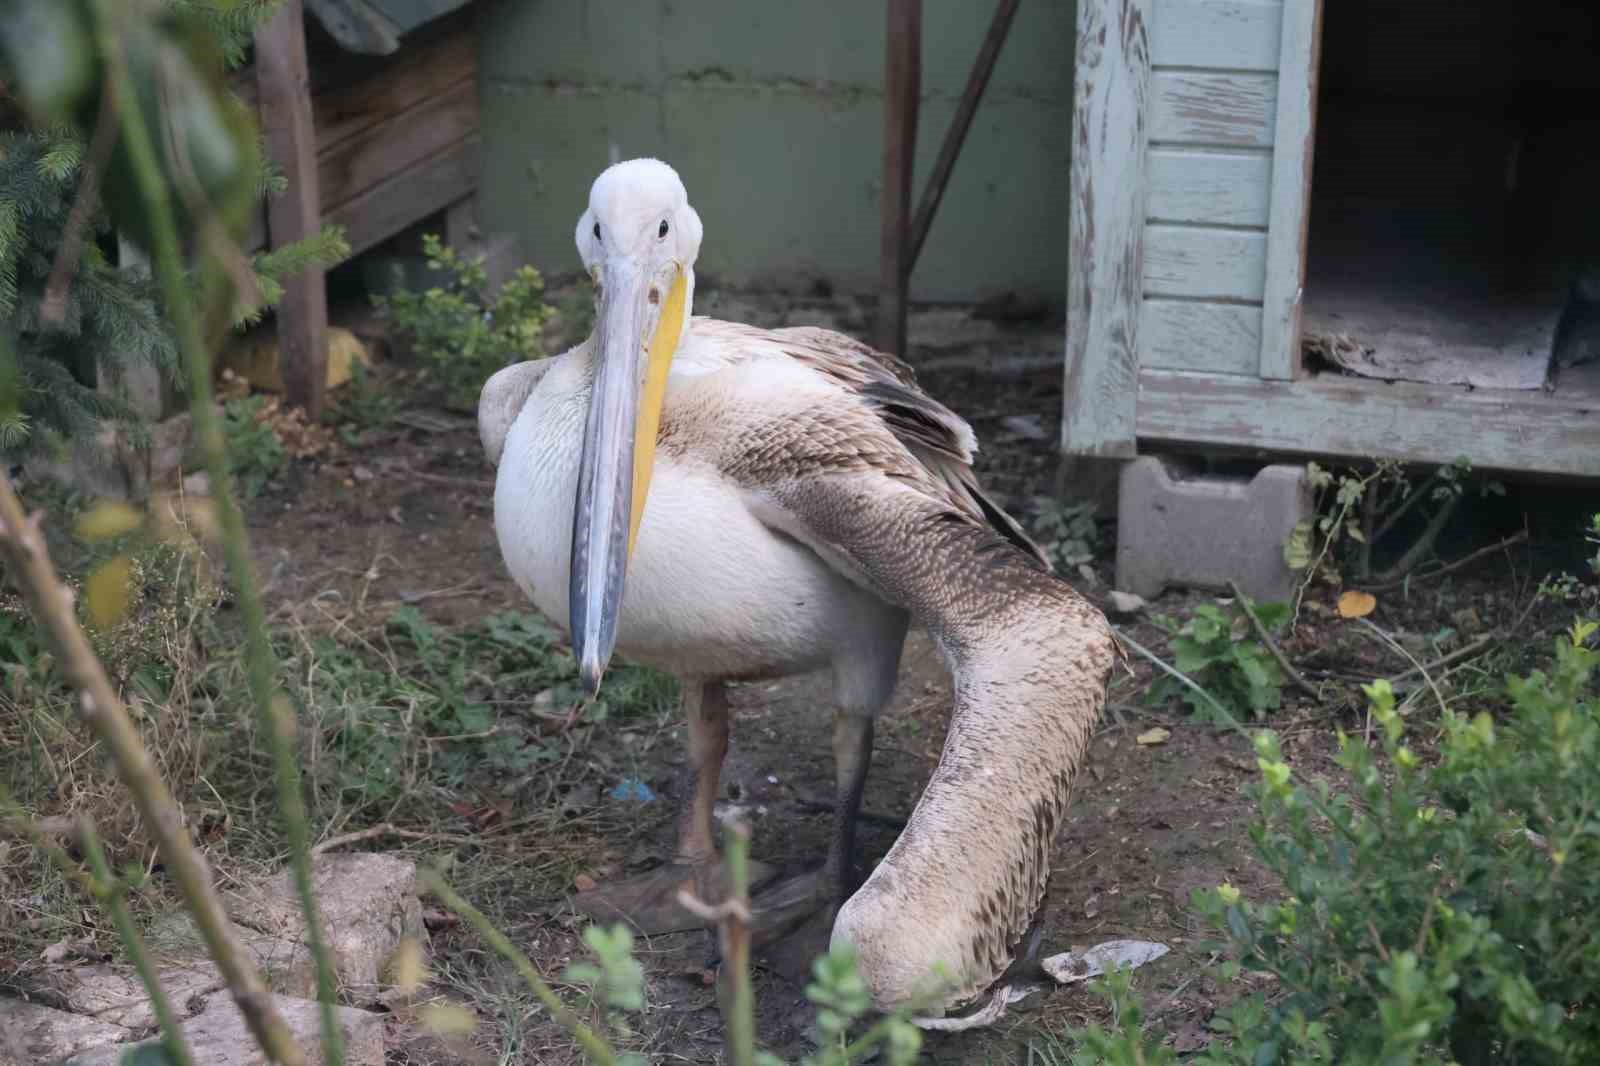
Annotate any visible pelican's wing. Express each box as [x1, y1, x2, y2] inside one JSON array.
[[686, 319, 1049, 569], [478, 356, 558, 466], [717, 391, 1114, 1013]]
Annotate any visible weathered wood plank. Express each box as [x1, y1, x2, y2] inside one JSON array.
[[1151, 0, 1283, 72], [312, 29, 475, 152], [317, 76, 478, 212], [1146, 148, 1271, 226], [255, 0, 329, 420], [1143, 224, 1267, 301], [1063, 0, 1153, 461], [1140, 298, 1262, 374], [230, 27, 475, 155], [327, 136, 480, 257], [1136, 369, 1600, 478], [1150, 71, 1276, 147], [1257, 0, 1322, 380]]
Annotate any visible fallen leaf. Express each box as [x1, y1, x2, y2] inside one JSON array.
[[1136, 727, 1171, 746], [85, 554, 133, 628], [1338, 590, 1377, 618], [390, 936, 428, 994], [420, 1002, 477, 1036], [75, 500, 142, 542]]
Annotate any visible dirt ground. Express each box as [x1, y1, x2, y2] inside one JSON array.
[[224, 283, 1586, 1064]]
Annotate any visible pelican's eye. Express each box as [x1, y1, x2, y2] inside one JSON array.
[[658, 219, 670, 239], [593, 222, 601, 242]]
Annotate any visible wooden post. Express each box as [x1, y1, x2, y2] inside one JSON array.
[[255, 0, 329, 419], [878, 0, 921, 357], [1257, 0, 1325, 381], [1061, 0, 1152, 506]]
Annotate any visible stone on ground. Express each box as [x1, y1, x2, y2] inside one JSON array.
[[0, 998, 127, 1064], [226, 852, 424, 1007], [64, 994, 385, 1066], [36, 959, 224, 1031]]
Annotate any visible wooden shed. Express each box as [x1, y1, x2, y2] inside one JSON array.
[[1063, 0, 1599, 497]]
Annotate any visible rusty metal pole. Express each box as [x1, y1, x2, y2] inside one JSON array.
[[878, 0, 922, 357]]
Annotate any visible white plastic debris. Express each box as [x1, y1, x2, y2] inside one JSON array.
[[912, 939, 1170, 1032]]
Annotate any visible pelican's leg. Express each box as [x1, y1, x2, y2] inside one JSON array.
[[572, 679, 773, 933], [825, 709, 875, 902], [755, 611, 907, 979]]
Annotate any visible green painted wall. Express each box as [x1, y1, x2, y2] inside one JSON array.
[[477, 1, 1075, 303]]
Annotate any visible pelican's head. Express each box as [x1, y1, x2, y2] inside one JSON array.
[[569, 159, 702, 695]]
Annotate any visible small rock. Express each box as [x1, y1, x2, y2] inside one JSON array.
[[182, 471, 211, 497], [44, 959, 224, 1030], [1136, 727, 1171, 746], [999, 414, 1049, 441], [66, 994, 385, 1066], [225, 852, 424, 1008], [573, 872, 598, 893], [1106, 590, 1148, 618], [352, 464, 375, 483], [0, 997, 127, 1061]]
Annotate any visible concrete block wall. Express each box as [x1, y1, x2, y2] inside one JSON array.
[[477, 0, 1076, 303]]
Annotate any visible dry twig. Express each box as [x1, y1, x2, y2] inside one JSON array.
[[1362, 530, 1529, 592], [1356, 617, 1449, 717], [1385, 633, 1495, 686], [1228, 580, 1318, 698]]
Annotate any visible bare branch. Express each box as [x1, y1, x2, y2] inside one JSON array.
[[1229, 580, 1319, 699], [0, 469, 305, 1066]]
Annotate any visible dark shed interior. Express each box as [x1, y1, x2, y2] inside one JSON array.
[[1303, 0, 1600, 396]]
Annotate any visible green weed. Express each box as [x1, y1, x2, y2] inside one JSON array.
[[1147, 598, 1290, 722]]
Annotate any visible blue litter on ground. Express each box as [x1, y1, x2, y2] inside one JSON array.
[[609, 778, 656, 803]]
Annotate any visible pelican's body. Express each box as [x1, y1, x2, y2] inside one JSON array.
[[494, 326, 905, 684], [480, 159, 1115, 1015]]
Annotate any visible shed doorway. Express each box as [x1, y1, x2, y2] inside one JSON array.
[[1302, 0, 1600, 397]]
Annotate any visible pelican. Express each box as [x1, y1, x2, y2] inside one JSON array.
[[478, 158, 1114, 1013]]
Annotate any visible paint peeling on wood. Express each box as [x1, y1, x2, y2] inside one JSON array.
[[1150, 71, 1276, 147], [1136, 369, 1600, 478], [1258, 0, 1322, 379], [1064, 0, 1152, 460]]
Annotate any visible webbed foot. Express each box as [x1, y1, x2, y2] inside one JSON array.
[[571, 858, 778, 934]]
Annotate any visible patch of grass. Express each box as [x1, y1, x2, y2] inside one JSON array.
[[217, 394, 285, 498], [0, 488, 677, 994], [295, 605, 676, 822], [325, 359, 404, 445]]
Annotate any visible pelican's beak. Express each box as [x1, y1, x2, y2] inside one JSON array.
[[570, 257, 687, 695]]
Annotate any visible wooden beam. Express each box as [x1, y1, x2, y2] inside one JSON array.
[[255, 0, 329, 420], [1062, 0, 1152, 462], [905, 0, 1020, 272], [1257, 0, 1324, 380], [326, 135, 480, 257], [877, 0, 921, 357], [1136, 369, 1600, 480]]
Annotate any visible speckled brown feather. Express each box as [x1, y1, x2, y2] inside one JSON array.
[[668, 319, 1050, 571], [658, 321, 1115, 1010]]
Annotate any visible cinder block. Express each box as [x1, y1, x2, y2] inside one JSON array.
[[1115, 456, 1311, 605]]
